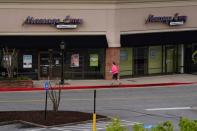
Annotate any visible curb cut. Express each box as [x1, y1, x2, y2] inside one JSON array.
[[0, 82, 195, 92]]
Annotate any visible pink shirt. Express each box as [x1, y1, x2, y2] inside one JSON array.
[[111, 64, 119, 74]]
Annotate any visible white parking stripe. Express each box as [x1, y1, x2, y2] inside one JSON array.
[[53, 127, 89, 131], [145, 107, 192, 111], [25, 128, 46, 131], [50, 120, 137, 131]]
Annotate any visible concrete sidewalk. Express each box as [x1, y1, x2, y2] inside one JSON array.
[[33, 74, 197, 88], [0, 74, 196, 92]]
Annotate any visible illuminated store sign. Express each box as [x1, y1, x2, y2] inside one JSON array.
[[23, 16, 83, 29], [145, 13, 187, 26]]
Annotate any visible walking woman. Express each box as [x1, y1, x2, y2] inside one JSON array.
[[110, 61, 121, 85]]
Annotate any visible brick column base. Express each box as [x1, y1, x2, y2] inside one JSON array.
[[105, 47, 120, 80]]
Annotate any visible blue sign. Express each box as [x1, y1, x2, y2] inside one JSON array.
[[144, 124, 153, 129], [44, 81, 49, 90]]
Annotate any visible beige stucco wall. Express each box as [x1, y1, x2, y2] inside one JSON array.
[[0, 3, 120, 47], [119, 2, 197, 34], [1, 1, 197, 47], [0, 8, 106, 33]]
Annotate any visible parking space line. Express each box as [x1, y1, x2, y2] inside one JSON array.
[[25, 128, 46, 131], [145, 107, 192, 111]]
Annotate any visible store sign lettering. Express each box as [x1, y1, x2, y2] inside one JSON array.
[[145, 13, 187, 26], [23, 16, 83, 29]]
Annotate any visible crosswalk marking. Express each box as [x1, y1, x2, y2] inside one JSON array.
[[50, 120, 139, 131], [26, 120, 139, 131]]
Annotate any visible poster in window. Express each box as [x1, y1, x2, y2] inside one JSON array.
[[23, 55, 32, 68], [150, 49, 157, 59], [90, 54, 98, 67], [192, 50, 197, 64], [55, 59, 59, 65], [120, 51, 128, 61], [71, 54, 79, 67]]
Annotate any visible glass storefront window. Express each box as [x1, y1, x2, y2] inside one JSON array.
[[18, 50, 38, 79], [133, 47, 148, 75], [191, 43, 197, 73], [0, 50, 3, 77], [164, 45, 178, 74], [70, 54, 79, 67], [89, 54, 99, 67], [148, 46, 162, 74], [64, 48, 105, 79], [120, 48, 133, 77], [23, 55, 32, 69], [178, 44, 184, 73]]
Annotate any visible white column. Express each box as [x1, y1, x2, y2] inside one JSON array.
[[106, 10, 120, 48], [180, 44, 184, 73]]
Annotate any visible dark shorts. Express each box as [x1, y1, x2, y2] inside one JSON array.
[[112, 73, 118, 80]]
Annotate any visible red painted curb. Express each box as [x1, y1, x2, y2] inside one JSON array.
[[0, 82, 195, 92]]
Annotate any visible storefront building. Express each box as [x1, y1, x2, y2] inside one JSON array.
[[119, 2, 197, 78], [0, 0, 197, 80], [0, 2, 113, 80]]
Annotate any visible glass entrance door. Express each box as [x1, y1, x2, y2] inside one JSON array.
[[133, 47, 148, 76], [39, 51, 61, 80], [39, 52, 50, 79], [165, 47, 175, 73], [51, 52, 61, 79]]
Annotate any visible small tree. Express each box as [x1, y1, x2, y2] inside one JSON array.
[[48, 81, 62, 112], [132, 124, 146, 131], [151, 121, 173, 131], [2, 47, 18, 78], [106, 117, 128, 131], [179, 117, 197, 131]]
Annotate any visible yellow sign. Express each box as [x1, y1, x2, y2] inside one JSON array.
[[192, 50, 197, 64], [90, 54, 98, 67]]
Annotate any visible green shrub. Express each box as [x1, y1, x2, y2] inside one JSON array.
[[151, 121, 173, 131], [151, 124, 165, 131], [163, 121, 174, 131], [179, 117, 197, 131], [132, 121, 173, 131], [106, 118, 128, 131], [132, 124, 147, 131]]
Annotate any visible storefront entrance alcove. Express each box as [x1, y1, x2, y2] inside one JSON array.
[[165, 46, 175, 74], [39, 51, 61, 80], [133, 47, 148, 76]]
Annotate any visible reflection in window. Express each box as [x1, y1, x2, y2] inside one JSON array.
[[120, 48, 133, 77]]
